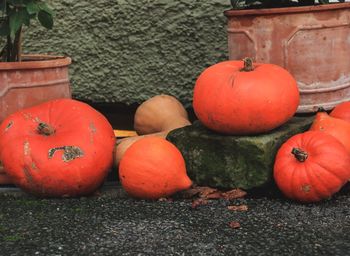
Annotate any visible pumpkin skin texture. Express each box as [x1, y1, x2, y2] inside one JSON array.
[[193, 59, 300, 135], [114, 131, 167, 167], [134, 94, 191, 135], [119, 137, 192, 200], [0, 99, 116, 197], [330, 101, 350, 122], [274, 131, 350, 203], [309, 111, 350, 154]]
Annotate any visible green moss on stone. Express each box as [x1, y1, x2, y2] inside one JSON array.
[[167, 117, 314, 190]]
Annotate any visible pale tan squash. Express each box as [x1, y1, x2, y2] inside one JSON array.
[[134, 94, 191, 135], [114, 94, 191, 166]]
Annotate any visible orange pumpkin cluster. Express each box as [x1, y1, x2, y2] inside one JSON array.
[[116, 95, 193, 200], [191, 58, 350, 203], [274, 102, 350, 203]]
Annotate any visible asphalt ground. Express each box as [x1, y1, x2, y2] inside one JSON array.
[[0, 182, 349, 256]]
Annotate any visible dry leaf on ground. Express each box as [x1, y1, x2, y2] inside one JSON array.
[[221, 188, 247, 200], [227, 204, 248, 212], [191, 198, 209, 209], [229, 221, 241, 229]]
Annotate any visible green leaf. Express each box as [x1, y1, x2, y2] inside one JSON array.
[[0, 1, 6, 13], [38, 2, 54, 16], [9, 8, 29, 37], [37, 10, 53, 29], [0, 20, 10, 36], [26, 2, 40, 15], [8, 0, 25, 6]]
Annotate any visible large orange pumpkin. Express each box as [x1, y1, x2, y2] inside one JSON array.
[[274, 131, 350, 203], [0, 99, 116, 197], [119, 137, 192, 200], [193, 58, 300, 135]]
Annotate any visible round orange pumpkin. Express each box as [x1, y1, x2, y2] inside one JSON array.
[[0, 99, 116, 197], [119, 137, 192, 199], [309, 111, 350, 154], [193, 58, 300, 135], [274, 131, 350, 203], [330, 101, 350, 122]]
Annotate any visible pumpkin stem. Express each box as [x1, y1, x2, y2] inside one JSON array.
[[291, 148, 308, 162], [317, 106, 327, 112], [240, 57, 254, 72], [37, 122, 55, 136]]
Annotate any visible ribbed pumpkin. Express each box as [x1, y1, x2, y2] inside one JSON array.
[[309, 111, 350, 154], [330, 101, 350, 122], [0, 99, 116, 197], [274, 131, 350, 203], [119, 137, 192, 199], [193, 58, 299, 135]]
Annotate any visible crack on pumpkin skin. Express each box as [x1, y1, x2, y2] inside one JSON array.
[[23, 167, 35, 186], [48, 146, 84, 162], [89, 122, 97, 144], [301, 184, 311, 193], [5, 121, 13, 131], [31, 162, 38, 170], [23, 141, 30, 156], [23, 112, 33, 120]]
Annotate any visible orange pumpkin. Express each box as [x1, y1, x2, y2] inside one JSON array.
[[330, 101, 350, 122], [274, 131, 350, 202], [0, 99, 116, 197], [119, 137, 192, 199], [309, 111, 350, 154], [193, 58, 299, 135]]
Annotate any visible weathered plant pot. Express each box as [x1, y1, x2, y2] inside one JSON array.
[[224, 3, 350, 113], [0, 54, 72, 184]]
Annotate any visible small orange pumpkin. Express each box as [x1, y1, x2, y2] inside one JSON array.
[[309, 111, 350, 154], [330, 101, 350, 122], [119, 137, 192, 199], [274, 131, 350, 202]]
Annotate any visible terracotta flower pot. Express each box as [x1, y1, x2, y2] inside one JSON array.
[[224, 3, 350, 113], [0, 54, 71, 184]]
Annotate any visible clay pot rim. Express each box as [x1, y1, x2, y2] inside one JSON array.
[[0, 54, 71, 70], [224, 2, 350, 17]]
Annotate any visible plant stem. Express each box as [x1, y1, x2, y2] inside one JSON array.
[[37, 122, 55, 136], [6, 34, 12, 62], [13, 26, 22, 61], [291, 148, 308, 162], [240, 57, 254, 72]]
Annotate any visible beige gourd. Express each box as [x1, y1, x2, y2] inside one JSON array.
[[114, 94, 191, 166]]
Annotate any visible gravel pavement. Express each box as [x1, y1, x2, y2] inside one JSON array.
[[0, 183, 349, 256]]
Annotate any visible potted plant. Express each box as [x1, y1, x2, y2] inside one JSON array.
[[0, 0, 72, 184], [224, 0, 350, 113]]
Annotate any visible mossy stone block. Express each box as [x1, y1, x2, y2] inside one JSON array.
[[166, 117, 313, 190]]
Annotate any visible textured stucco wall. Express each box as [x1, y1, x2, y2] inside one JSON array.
[[24, 0, 231, 106]]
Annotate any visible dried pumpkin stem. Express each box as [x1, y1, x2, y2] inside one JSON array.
[[240, 57, 254, 72], [37, 122, 55, 136], [317, 106, 327, 112], [291, 148, 308, 162]]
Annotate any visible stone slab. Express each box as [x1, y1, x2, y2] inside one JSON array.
[[166, 117, 313, 190]]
